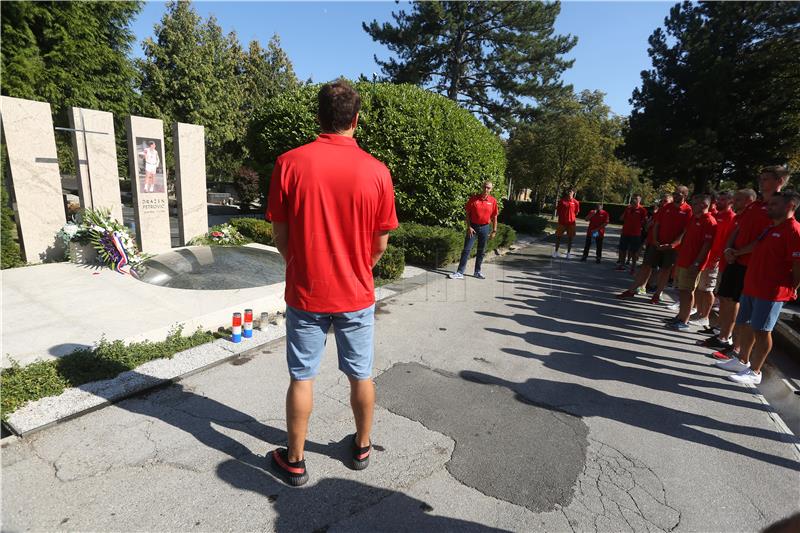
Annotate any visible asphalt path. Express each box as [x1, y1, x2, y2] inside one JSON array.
[[2, 227, 799, 532]]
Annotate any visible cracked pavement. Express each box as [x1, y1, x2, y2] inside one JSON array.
[[3, 239, 799, 532]]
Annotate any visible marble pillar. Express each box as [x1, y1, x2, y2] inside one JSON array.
[[125, 116, 171, 254], [68, 107, 123, 222], [173, 122, 208, 245], [0, 96, 66, 262]]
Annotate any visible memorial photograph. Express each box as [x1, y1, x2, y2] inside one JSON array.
[[135, 137, 164, 194]]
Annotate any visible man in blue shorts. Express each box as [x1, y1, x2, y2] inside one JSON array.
[[267, 79, 398, 486]]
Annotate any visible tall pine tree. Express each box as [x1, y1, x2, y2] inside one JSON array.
[[364, 1, 576, 131]]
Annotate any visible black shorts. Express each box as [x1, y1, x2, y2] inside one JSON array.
[[619, 235, 641, 253], [644, 245, 677, 269], [717, 262, 747, 302]]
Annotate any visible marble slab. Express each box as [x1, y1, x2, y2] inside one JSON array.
[[173, 122, 208, 245], [68, 107, 123, 222], [0, 96, 66, 262], [126, 115, 171, 254]]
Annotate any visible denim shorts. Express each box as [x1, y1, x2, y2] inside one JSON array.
[[285, 304, 375, 380], [735, 295, 784, 332]]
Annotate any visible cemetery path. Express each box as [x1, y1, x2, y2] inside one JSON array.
[[3, 232, 799, 532]]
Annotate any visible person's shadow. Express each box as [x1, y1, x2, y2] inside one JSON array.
[[216, 459, 510, 532], [97, 374, 507, 531]]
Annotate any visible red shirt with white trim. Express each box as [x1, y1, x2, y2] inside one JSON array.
[[587, 209, 609, 235], [655, 201, 693, 246], [733, 200, 771, 266], [676, 213, 717, 269], [267, 134, 399, 313], [708, 208, 735, 267], [466, 195, 498, 225], [742, 218, 800, 302], [622, 205, 648, 237], [557, 198, 580, 225]]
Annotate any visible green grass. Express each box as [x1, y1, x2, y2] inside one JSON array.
[[1, 327, 215, 420]]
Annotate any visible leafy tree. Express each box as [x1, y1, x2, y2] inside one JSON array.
[[1, 183, 24, 269], [247, 82, 506, 227], [1, 1, 143, 176], [137, 1, 246, 181], [625, 1, 800, 191], [364, 1, 576, 131], [506, 90, 635, 208]]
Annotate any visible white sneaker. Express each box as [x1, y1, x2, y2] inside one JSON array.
[[728, 368, 762, 385], [688, 315, 709, 327], [715, 357, 750, 372], [551, 250, 559, 258], [667, 302, 680, 311], [448, 272, 464, 279], [564, 252, 571, 260]]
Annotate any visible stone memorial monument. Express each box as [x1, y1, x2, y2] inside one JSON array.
[[126, 115, 171, 254], [173, 122, 208, 246], [0, 96, 66, 262], [68, 107, 123, 222]]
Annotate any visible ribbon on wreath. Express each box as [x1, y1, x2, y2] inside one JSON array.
[[101, 231, 138, 278]]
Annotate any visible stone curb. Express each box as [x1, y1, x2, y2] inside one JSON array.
[[1, 236, 540, 439], [773, 317, 800, 366]]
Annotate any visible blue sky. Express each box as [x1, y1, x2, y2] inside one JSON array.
[[129, 1, 673, 116]]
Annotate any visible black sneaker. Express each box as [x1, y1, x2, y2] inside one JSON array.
[[271, 448, 309, 486], [696, 335, 732, 348], [351, 434, 371, 471]]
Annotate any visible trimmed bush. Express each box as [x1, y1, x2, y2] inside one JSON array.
[[503, 214, 549, 235], [578, 201, 628, 223], [389, 223, 463, 268], [1, 327, 214, 419], [373, 244, 405, 283], [247, 82, 506, 228], [233, 166, 261, 208], [1, 184, 24, 268], [493, 223, 517, 248], [229, 217, 273, 245]]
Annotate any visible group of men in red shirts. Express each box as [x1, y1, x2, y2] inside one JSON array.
[[609, 167, 800, 386]]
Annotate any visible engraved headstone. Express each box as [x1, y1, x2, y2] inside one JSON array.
[[0, 96, 66, 262], [173, 122, 208, 245], [68, 107, 123, 222], [126, 116, 171, 254]]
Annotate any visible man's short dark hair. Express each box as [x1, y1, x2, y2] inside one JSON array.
[[318, 79, 361, 133], [760, 165, 790, 182], [777, 189, 800, 210]]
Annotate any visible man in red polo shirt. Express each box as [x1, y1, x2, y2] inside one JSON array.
[[705, 167, 788, 357], [719, 191, 800, 385], [688, 190, 735, 329], [553, 188, 580, 259], [665, 194, 717, 331], [617, 195, 648, 272], [449, 181, 498, 279], [580, 202, 609, 263], [617, 186, 692, 303], [267, 79, 398, 486]]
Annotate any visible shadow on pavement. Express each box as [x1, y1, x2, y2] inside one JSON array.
[[217, 459, 510, 532], [485, 244, 800, 471]]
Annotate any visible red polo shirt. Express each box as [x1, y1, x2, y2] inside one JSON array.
[[622, 205, 648, 237], [733, 200, 771, 266], [587, 209, 609, 236], [267, 134, 399, 313], [709, 208, 735, 268], [557, 198, 580, 225], [466, 195, 498, 225], [743, 218, 800, 302], [676, 213, 717, 269], [655, 201, 693, 246]]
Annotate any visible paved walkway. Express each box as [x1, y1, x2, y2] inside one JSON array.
[[3, 234, 798, 532]]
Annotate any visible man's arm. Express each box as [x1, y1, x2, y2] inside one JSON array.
[[691, 241, 713, 271], [669, 229, 686, 249], [792, 261, 800, 294], [371, 230, 390, 268], [272, 221, 289, 261], [466, 214, 475, 236]]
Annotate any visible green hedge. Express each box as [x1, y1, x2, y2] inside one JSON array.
[[248, 82, 506, 228], [577, 202, 629, 222], [389, 222, 516, 268], [228, 217, 273, 245], [501, 214, 549, 235], [373, 244, 405, 283], [1, 184, 24, 269], [1, 328, 215, 419]]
